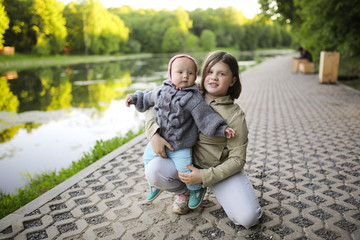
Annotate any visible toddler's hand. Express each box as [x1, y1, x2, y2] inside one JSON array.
[[125, 96, 132, 107], [225, 127, 235, 139]]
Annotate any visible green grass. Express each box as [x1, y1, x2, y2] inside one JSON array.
[[0, 53, 153, 62], [0, 127, 144, 219], [0, 53, 108, 64], [0, 53, 153, 71]]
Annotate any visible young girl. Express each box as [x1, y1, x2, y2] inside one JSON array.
[[125, 54, 235, 210], [145, 51, 263, 228]]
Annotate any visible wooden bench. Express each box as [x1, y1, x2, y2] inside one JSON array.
[[0, 46, 15, 55], [319, 51, 340, 83], [299, 62, 314, 74]]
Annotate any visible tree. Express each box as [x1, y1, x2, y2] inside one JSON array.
[[294, 0, 360, 58], [115, 7, 193, 53], [4, 0, 37, 52], [64, 0, 129, 55], [259, 0, 360, 58], [173, 7, 192, 34], [231, 25, 244, 50], [63, 2, 84, 53], [162, 26, 184, 53], [200, 29, 216, 51], [258, 0, 299, 24], [115, 10, 152, 52], [3, 0, 67, 54], [0, 80, 19, 112], [189, 9, 222, 37], [0, 0, 9, 47], [238, 24, 258, 51], [184, 34, 199, 52], [31, 0, 67, 54]]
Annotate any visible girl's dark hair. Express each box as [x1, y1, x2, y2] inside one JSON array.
[[200, 51, 242, 100]]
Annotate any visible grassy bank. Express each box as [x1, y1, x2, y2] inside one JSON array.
[[0, 127, 144, 219], [0, 49, 289, 70], [0, 53, 153, 71]]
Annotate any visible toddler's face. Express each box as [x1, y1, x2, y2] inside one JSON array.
[[171, 58, 197, 89]]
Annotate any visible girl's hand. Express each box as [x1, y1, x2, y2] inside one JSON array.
[[125, 96, 132, 107], [178, 165, 202, 185], [150, 133, 174, 158], [225, 127, 235, 138]]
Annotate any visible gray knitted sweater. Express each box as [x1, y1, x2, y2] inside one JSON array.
[[128, 80, 228, 150]]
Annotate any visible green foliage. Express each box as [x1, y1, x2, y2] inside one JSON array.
[[294, 0, 360, 58], [200, 29, 216, 51], [116, 8, 194, 53], [85, 0, 129, 54], [0, 0, 9, 47], [259, 0, 360, 70], [0, 127, 144, 219], [31, 0, 67, 55], [259, 0, 299, 24], [63, 2, 84, 53], [3, 0, 67, 54], [63, 0, 129, 55], [162, 26, 184, 53], [184, 34, 199, 52], [3, 0, 36, 51], [239, 25, 258, 51], [2, 1, 293, 55], [0, 79, 19, 111], [189, 8, 222, 37]]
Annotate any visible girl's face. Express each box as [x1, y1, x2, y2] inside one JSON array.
[[204, 61, 236, 99]]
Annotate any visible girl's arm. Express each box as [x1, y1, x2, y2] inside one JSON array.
[[199, 110, 248, 187], [145, 109, 160, 140], [145, 109, 173, 158], [178, 165, 202, 185], [179, 108, 248, 187]]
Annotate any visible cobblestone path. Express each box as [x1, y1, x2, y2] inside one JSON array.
[[1, 55, 359, 239]]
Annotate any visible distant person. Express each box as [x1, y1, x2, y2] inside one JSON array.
[[293, 46, 313, 72], [125, 54, 235, 210]]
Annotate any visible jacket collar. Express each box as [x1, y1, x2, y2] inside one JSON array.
[[206, 95, 234, 105], [163, 79, 199, 91]]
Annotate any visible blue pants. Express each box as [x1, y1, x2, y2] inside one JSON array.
[[143, 142, 201, 191]]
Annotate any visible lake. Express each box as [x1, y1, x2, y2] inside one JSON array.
[[0, 50, 294, 194]]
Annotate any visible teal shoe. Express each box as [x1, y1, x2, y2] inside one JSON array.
[[147, 186, 162, 201], [188, 187, 207, 209]]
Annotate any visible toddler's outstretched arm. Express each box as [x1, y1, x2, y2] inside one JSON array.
[[225, 127, 235, 139], [125, 96, 132, 107]]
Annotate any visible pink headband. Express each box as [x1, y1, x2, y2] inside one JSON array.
[[168, 54, 198, 81]]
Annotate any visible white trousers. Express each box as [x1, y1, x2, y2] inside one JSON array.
[[144, 157, 263, 228]]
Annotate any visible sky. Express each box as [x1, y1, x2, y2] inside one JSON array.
[[59, 0, 262, 19]]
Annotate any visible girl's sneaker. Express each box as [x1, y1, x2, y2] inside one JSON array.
[[188, 187, 207, 209], [172, 191, 190, 215], [147, 186, 162, 201]]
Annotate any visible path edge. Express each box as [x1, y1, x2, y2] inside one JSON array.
[[0, 134, 146, 230]]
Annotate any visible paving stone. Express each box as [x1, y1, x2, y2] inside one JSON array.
[[1, 56, 360, 239]]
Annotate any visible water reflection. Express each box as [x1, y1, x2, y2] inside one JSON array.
[[1, 58, 168, 140], [0, 50, 293, 194], [0, 56, 170, 193]]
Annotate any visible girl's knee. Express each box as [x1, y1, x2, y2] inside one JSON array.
[[232, 208, 263, 229]]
